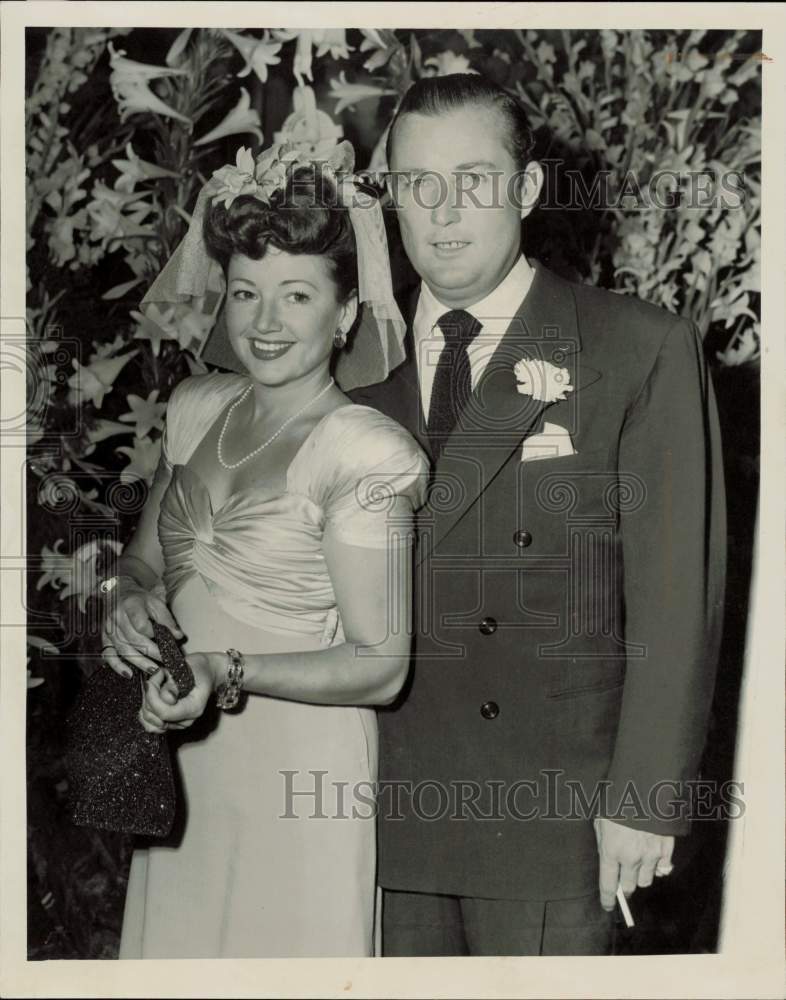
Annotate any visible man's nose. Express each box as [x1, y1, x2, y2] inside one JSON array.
[[430, 175, 461, 227]]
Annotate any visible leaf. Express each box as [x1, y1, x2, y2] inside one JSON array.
[[27, 635, 60, 656], [101, 276, 145, 300]]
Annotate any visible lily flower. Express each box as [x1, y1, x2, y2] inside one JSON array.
[[89, 333, 128, 363], [328, 71, 396, 115], [111, 142, 181, 193], [222, 29, 282, 84], [67, 350, 138, 409], [112, 78, 192, 124], [108, 42, 192, 124], [293, 30, 352, 86], [359, 29, 400, 72], [313, 29, 352, 61], [423, 51, 476, 77], [173, 303, 216, 353], [211, 146, 263, 208], [108, 42, 189, 83], [118, 389, 167, 439], [86, 418, 134, 444], [131, 304, 181, 357], [194, 88, 263, 147], [36, 538, 122, 612], [86, 181, 155, 248], [116, 436, 162, 486], [716, 326, 760, 366]]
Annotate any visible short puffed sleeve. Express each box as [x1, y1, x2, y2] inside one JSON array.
[[161, 373, 247, 469], [290, 406, 430, 548]]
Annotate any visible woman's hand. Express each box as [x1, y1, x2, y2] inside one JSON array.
[[102, 578, 184, 678], [138, 651, 225, 733]]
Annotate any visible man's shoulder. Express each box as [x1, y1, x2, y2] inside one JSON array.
[[568, 277, 683, 337]]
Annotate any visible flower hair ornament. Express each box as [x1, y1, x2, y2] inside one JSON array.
[[140, 140, 406, 391]]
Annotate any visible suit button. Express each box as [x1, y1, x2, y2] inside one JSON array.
[[479, 617, 497, 635], [513, 529, 533, 548], [480, 701, 500, 720]]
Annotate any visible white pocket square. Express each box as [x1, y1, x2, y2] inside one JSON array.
[[520, 422, 576, 463]]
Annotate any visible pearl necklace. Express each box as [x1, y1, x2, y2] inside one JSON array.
[[217, 378, 335, 471]]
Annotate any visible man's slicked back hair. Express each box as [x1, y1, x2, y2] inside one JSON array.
[[385, 73, 535, 172]]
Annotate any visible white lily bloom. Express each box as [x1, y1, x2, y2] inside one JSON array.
[[108, 43, 191, 124], [108, 42, 189, 83], [423, 51, 476, 77], [111, 142, 182, 193], [112, 78, 192, 124], [67, 350, 138, 409], [116, 436, 162, 487], [222, 29, 282, 84], [328, 71, 396, 115], [194, 88, 263, 147]]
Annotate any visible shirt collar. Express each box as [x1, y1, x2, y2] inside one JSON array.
[[415, 255, 535, 340]]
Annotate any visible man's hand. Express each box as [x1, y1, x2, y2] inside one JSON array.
[[593, 817, 675, 911]]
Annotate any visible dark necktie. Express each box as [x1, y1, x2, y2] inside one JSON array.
[[427, 309, 482, 461]]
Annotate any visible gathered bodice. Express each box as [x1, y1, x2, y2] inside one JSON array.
[[157, 374, 429, 640]]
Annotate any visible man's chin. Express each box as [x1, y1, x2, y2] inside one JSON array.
[[421, 262, 479, 290]]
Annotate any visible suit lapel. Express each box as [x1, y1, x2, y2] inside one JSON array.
[[422, 266, 601, 557]]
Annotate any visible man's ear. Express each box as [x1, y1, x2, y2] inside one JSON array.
[[340, 292, 359, 334], [517, 161, 544, 221]]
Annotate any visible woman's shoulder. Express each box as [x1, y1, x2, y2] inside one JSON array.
[[164, 372, 247, 465], [316, 404, 427, 465], [167, 372, 247, 413], [296, 403, 429, 511]]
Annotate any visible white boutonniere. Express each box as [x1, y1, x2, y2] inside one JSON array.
[[514, 358, 574, 403]]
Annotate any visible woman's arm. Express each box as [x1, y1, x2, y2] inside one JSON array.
[[102, 454, 183, 676], [140, 497, 415, 729]]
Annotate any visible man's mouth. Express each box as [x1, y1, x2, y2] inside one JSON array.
[[248, 339, 295, 361], [431, 240, 471, 252]]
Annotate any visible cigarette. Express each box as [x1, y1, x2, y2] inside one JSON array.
[[616, 886, 634, 928]]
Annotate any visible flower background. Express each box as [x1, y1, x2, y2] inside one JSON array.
[[24, 26, 761, 958]]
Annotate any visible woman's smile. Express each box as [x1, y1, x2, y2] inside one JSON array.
[[247, 338, 295, 362]]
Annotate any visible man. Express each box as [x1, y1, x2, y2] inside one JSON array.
[[349, 74, 726, 956]]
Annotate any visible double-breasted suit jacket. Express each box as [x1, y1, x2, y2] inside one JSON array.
[[349, 263, 726, 902]]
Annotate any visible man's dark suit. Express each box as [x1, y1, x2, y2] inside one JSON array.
[[349, 264, 726, 904]]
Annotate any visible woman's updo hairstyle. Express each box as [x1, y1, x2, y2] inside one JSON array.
[[203, 164, 357, 303]]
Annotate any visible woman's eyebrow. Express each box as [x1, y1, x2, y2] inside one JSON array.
[[280, 279, 318, 290], [228, 277, 258, 287]]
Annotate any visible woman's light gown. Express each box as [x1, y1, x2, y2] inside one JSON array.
[[119, 373, 428, 959]]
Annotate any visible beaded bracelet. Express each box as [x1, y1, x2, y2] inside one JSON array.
[[216, 648, 244, 710]]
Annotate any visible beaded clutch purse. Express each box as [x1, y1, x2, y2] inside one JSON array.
[[66, 623, 194, 838]]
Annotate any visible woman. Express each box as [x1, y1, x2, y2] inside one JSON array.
[[101, 144, 428, 958]]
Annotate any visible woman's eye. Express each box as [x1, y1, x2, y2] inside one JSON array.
[[231, 289, 256, 301], [286, 291, 311, 304]]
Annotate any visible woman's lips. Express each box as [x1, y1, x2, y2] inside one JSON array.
[[247, 339, 294, 361]]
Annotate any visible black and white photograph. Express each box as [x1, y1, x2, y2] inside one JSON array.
[[1, 3, 783, 998]]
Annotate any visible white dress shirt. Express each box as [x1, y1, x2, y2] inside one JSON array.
[[413, 255, 536, 417]]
